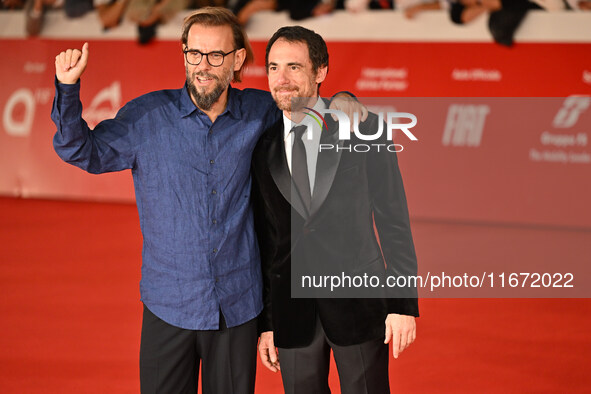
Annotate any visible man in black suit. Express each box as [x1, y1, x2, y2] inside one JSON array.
[[252, 26, 419, 394]]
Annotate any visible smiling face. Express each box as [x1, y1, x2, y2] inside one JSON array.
[[267, 39, 327, 116], [184, 23, 245, 112]]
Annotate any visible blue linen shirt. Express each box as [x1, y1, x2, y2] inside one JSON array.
[[52, 80, 280, 330]]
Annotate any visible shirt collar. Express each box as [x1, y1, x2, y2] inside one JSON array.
[[179, 83, 242, 120], [283, 97, 325, 140]]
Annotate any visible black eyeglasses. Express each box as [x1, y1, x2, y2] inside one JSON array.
[[183, 48, 238, 67]]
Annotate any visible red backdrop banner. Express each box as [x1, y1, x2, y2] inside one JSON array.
[[1, 39, 590, 227]]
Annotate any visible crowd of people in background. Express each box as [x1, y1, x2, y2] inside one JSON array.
[[1, 0, 590, 46]]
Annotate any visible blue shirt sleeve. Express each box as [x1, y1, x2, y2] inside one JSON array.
[[52, 78, 137, 174]]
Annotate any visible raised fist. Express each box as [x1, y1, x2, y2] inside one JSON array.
[[55, 42, 89, 85]]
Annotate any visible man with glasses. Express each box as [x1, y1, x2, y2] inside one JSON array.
[[52, 6, 360, 393]]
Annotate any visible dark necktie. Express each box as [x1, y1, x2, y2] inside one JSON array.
[[291, 125, 312, 211]]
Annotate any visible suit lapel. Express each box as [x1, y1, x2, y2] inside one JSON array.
[[309, 116, 344, 217], [265, 120, 309, 219]]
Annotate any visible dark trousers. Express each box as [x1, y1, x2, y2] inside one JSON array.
[[139, 305, 258, 394], [278, 316, 390, 394]]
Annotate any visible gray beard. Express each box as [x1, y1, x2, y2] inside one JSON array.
[[187, 79, 225, 111], [186, 70, 230, 111]]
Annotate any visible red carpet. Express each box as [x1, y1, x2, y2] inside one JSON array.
[[1, 197, 589, 393]]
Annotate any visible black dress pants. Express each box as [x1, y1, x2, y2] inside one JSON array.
[[139, 305, 258, 394], [278, 316, 390, 394]]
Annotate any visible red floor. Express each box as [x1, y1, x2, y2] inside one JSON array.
[[1, 197, 590, 393]]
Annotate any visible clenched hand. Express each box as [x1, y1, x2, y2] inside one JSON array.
[[55, 42, 89, 85]]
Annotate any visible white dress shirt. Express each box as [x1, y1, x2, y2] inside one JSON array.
[[283, 97, 325, 195]]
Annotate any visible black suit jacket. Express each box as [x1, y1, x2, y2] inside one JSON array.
[[252, 111, 419, 349]]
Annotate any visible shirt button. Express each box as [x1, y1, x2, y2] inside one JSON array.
[[210, 159, 215, 164], [213, 248, 218, 253], [209, 129, 213, 134], [215, 277, 219, 283], [212, 219, 217, 224], [212, 190, 217, 195]]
